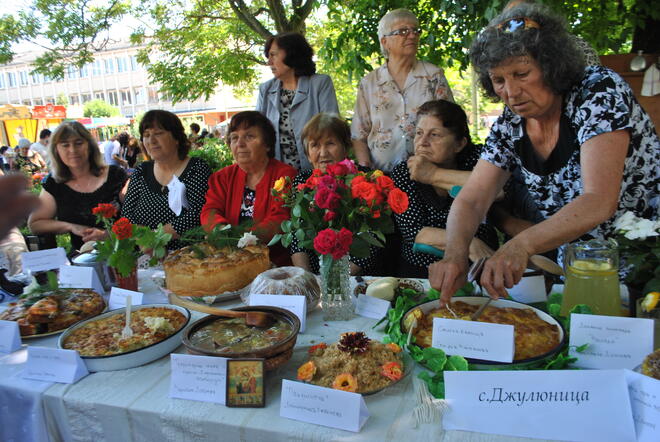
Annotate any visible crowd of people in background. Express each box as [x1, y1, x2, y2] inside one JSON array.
[[0, 2, 658, 303]]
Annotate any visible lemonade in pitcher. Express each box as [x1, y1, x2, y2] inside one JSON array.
[[561, 240, 621, 316]]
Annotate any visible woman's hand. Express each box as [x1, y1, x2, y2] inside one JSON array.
[[80, 228, 107, 243], [479, 239, 530, 300], [468, 237, 495, 262], [428, 255, 470, 307], [407, 155, 438, 185]]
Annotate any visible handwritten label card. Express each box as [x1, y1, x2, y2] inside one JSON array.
[[625, 369, 660, 442], [23, 347, 89, 384], [169, 353, 227, 404], [249, 294, 306, 333], [355, 295, 390, 320], [508, 273, 547, 304], [444, 369, 636, 442], [108, 287, 144, 310], [280, 380, 369, 432], [569, 313, 654, 369], [432, 317, 514, 363], [58, 265, 104, 295], [0, 320, 21, 354], [21, 248, 69, 273]]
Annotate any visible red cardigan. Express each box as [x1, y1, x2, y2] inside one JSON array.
[[201, 159, 297, 260]]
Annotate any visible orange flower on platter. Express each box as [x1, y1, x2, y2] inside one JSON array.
[[112, 217, 133, 240], [297, 361, 317, 382], [332, 373, 358, 392], [387, 188, 409, 214], [381, 361, 403, 381], [386, 343, 402, 353], [308, 343, 327, 354], [92, 203, 118, 219]]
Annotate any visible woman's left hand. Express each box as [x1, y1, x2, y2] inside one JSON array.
[[407, 155, 438, 184], [479, 239, 530, 299], [81, 228, 107, 243]]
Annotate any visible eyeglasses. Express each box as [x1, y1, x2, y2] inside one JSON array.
[[496, 17, 541, 33], [385, 27, 422, 37]]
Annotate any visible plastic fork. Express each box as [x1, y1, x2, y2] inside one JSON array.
[[121, 295, 133, 339]]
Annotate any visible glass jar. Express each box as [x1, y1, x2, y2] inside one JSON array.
[[319, 254, 353, 321]]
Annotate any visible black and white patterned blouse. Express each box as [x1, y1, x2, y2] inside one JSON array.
[[121, 157, 212, 250], [391, 145, 499, 268], [482, 65, 660, 258], [239, 187, 256, 222], [278, 89, 300, 169]]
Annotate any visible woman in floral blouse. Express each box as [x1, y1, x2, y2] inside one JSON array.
[[351, 8, 454, 173]]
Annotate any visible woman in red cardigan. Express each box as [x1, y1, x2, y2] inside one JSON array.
[[201, 111, 297, 265]]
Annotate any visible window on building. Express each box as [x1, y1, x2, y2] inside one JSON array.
[[22, 99, 31, 105], [80, 65, 89, 78], [148, 87, 159, 104], [69, 95, 80, 105], [92, 60, 102, 76], [107, 90, 118, 106], [116, 57, 128, 73], [45, 97, 53, 104], [104, 59, 115, 74], [130, 55, 140, 71], [19, 71, 28, 86], [120, 89, 133, 105], [7, 72, 16, 87], [30, 72, 40, 84], [134, 87, 145, 104], [0, 74, 5, 89], [94, 92, 105, 101], [33, 98, 43, 105], [81, 93, 92, 103], [67, 66, 78, 80], [43, 74, 51, 83]]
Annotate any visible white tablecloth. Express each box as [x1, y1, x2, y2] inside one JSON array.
[[1, 270, 558, 442]]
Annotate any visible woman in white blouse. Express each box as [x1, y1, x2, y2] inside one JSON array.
[[351, 8, 454, 173]]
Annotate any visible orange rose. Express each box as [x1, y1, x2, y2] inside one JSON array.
[[375, 175, 394, 193], [332, 373, 358, 392], [386, 343, 402, 353], [308, 343, 327, 354], [387, 188, 409, 214], [297, 361, 317, 382], [381, 361, 403, 381]]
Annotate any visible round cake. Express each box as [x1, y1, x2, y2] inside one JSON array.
[[244, 266, 320, 311], [164, 243, 270, 296]]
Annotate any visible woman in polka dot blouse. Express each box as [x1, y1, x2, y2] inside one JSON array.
[[121, 110, 212, 250], [390, 100, 498, 278]]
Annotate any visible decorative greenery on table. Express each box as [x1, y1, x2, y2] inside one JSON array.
[[382, 286, 590, 399]]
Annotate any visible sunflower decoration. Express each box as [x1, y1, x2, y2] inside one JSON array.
[[337, 332, 370, 355]]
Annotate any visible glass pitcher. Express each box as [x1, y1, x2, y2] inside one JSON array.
[[561, 239, 621, 316]]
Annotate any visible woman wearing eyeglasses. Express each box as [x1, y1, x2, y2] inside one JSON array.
[[351, 8, 454, 173], [429, 3, 659, 304]]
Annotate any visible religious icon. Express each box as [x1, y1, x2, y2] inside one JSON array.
[[226, 359, 265, 407]]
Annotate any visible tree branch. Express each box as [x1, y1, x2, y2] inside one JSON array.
[[290, 0, 316, 32], [265, 0, 290, 33], [228, 0, 272, 39]]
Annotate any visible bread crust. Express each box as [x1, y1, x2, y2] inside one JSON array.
[[164, 243, 270, 296]]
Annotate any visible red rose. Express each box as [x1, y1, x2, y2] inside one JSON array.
[[372, 209, 381, 218], [387, 188, 409, 214], [313, 228, 337, 255], [337, 228, 353, 250], [112, 217, 134, 240], [323, 211, 337, 222], [353, 181, 382, 206], [350, 175, 367, 196], [314, 187, 341, 209], [326, 162, 349, 177], [93, 203, 118, 219], [375, 175, 394, 193], [317, 174, 339, 192]]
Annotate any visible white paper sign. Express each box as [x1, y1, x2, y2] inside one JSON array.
[[569, 313, 654, 369], [169, 353, 227, 404], [508, 273, 547, 303], [432, 317, 514, 363], [0, 320, 21, 353], [444, 370, 636, 442], [280, 380, 369, 432], [355, 294, 390, 320], [625, 369, 660, 442], [23, 347, 89, 384], [21, 248, 69, 273], [249, 294, 306, 333], [109, 287, 144, 310], [58, 265, 104, 295]]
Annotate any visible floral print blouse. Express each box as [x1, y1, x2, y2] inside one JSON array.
[[351, 60, 454, 172]]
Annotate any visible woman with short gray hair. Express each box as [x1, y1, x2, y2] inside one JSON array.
[[351, 8, 454, 173], [429, 3, 659, 304]]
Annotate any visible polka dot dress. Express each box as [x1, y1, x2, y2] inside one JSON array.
[[390, 144, 499, 268], [121, 157, 212, 250], [278, 88, 301, 169]]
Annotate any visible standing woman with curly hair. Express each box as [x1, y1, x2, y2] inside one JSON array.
[[429, 3, 660, 304], [256, 32, 339, 170]]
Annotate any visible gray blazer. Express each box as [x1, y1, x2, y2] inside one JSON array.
[[256, 74, 339, 170]]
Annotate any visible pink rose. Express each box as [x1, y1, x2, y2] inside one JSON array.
[[315, 187, 341, 209]]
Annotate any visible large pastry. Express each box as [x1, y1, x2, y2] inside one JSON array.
[[244, 266, 320, 311], [163, 243, 270, 296]]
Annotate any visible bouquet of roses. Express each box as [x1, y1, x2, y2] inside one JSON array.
[[270, 159, 409, 260], [613, 211, 660, 294], [92, 203, 171, 277]]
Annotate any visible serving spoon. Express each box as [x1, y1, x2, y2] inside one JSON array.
[[168, 294, 274, 328]]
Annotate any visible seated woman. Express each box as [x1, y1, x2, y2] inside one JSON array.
[[201, 111, 297, 266], [121, 110, 212, 250], [391, 100, 499, 278], [290, 113, 380, 276], [28, 121, 128, 252], [15, 138, 47, 174]]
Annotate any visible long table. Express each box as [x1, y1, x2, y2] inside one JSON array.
[[1, 270, 557, 442]]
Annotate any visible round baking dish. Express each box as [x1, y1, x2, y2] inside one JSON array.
[[401, 297, 566, 370], [58, 304, 191, 372], [182, 306, 301, 371]]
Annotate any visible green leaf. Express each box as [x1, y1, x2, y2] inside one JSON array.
[[357, 231, 384, 247], [445, 355, 469, 371], [268, 234, 282, 246]]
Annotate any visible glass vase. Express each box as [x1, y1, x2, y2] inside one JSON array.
[[319, 254, 353, 321]]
